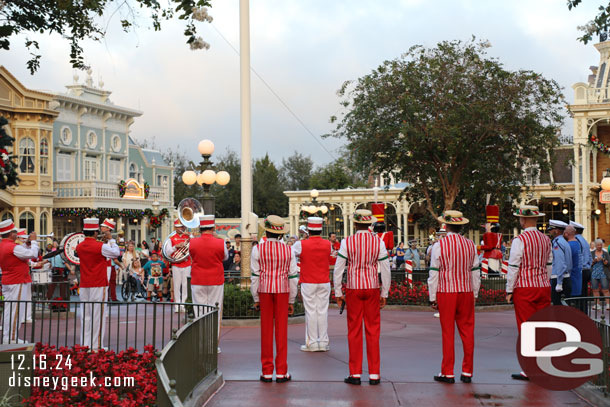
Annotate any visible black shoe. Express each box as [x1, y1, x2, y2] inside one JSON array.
[[433, 375, 455, 384], [460, 375, 472, 383], [511, 373, 529, 381], [259, 375, 273, 383], [276, 374, 291, 383], [344, 376, 361, 385], [369, 379, 381, 385]]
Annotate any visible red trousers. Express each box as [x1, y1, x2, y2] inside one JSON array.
[[259, 292, 289, 376], [437, 292, 475, 377], [346, 288, 380, 376], [108, 267, 117, 301], [513, 287, 550, 332]]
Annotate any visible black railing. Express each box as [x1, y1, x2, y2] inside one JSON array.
[[563, 296, 610, 396], [156, 308, 219, 406], [0, 299, 213, 352]]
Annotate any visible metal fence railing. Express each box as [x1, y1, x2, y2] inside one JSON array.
[[156, 308, 219, 407], [0, 299, 214, 352], [563, 296, 610, 397]]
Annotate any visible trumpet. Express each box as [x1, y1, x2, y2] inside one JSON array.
[[35, 232, 54, 241]]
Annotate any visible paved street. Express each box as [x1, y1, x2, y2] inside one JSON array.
[[210, 308, 595, 407]]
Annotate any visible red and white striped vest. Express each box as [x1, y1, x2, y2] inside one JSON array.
[[258, 240, 292, 293], [514, 229, 551, 289], [438, 233, 476, 293], [345, 232, 381, 290]]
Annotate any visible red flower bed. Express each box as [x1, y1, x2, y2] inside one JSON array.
[[23, 343, 157, 407]]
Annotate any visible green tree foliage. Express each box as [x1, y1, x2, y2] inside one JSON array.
[[1, 0, 213, 74], [279, 151, 313, 191], [0, 116, 19, 189], [253, 154, 287, 217], [328, 39, 565, 228], [211, 149, 241, 218], [568, 1, 610, 44], [309, 157, 366, 190]]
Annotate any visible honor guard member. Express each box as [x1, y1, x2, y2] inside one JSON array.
[[189, 215, 228, 350], [251, 215, 298, 383], [17, 228, 33, 323], [0, 219, 38, 343], [506, 206, 552, 381], [570, 221, 593, 298], [334, 209, 391, 386], [170, 219, 192, 312], [101, 218, 118, 301], [77, 218, 120, 350], [291, 217, 332, 352], [547, 220, 572, 305], [428, 211, 480, 384]]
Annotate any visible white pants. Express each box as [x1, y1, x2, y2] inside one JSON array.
[[80, 287, 108, 350], [301, 282, 331, 348], [172, 266, 190, 309], [487, 258, 501, 273], [192, 284, 224, 339], [24, 283, 32, 321], [2, 283, 27, 343]]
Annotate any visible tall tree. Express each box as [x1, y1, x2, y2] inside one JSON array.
[[1, 0, 214, 73], [309, 157, 366, 190], [328, 39, 564, 228], [211, 149, 241, 218], [253, 154, 287, 217], [568, 1, 610, 44], [279, 151, 313, 191]]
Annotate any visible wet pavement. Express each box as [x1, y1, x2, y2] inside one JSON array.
[[209, 308, 596, 407]]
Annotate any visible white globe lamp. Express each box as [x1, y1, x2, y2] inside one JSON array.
[[201, 169, 216, 185], [182, 170, 197, 186], [198, 139, 215, 156], [216, 171, 231, 186]]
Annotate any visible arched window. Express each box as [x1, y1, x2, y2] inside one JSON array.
[[129, 163, 138, 179], [40, 212, 48, 235], [19, 137, 35, 173], [19, 212, 35, 233], [40, 137, 49, 174], [1, 212, 12, 221]]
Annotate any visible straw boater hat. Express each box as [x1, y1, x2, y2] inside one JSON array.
[[306, 217, 323, 231], [513, 205, 545, 217], [353, 209, 374, 224], [0, 219, 16, 235], [262, 215, 288, 234], [83, 218, 100, 231], [199, 214, 215, 229], [101, 218, 116, 231], [437, 210, 469, 225]]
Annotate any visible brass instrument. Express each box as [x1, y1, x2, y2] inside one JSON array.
[[177, 197, 204, 229], [162, 231, 190, 263]]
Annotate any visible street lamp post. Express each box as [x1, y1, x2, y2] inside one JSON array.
[[181, 139, 231, 216]]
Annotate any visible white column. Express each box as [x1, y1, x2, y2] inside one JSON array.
[[574, 144, 581, 224], [239, 0, 253, 235], [396, 203, 402, 244]]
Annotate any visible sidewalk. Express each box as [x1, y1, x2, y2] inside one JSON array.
[[208, 309, 595, 407]]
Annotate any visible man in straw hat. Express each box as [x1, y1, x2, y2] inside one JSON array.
[[334, 209, 391, 385], [291, 217, 332, 352], [428, 210, 480, 384], [76, 218, 120, 350], [251, 215, 298, 383], [169, 218, 192, 313], [189, 214, 228, 351], [506, 205, 552, 381], [101, 218, 119, 301], [0, 219, 38, 343]]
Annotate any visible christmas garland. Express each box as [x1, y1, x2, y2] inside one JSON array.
[[52, 207, 170, 227], [118, 180, 127, 197], [589, 134, 610, 154], [144, 182, 150, 199], [299, 209, 327, 221]]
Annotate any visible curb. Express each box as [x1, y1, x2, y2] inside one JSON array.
[[184, 370, 224, 407], [572, 382, 608, 406], [223, 316, 305, 327]]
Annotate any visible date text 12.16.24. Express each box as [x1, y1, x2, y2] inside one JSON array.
[[11, 354, 72, 371]]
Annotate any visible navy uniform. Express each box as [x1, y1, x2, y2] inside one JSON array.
[[549, 220, 572, 305], [570, 221, 592, 297]]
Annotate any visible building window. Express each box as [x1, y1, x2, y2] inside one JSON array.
[[40, 137, 49, 174], [40, 212, 48, 235], [56, 152, 73, 181], [84, 156, 98, 180], [60, 127, 72, 145], [129, 163, 138, 179], [19, 137, 35, 174], [1, 212, 11, 221], [19, 212, 34, 233], [109, 158, 122, 182], [86, 131, 97, 149]]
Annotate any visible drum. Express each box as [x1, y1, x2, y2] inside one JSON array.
[[32, 270, 52, 284], [59, 232, 86, 265]]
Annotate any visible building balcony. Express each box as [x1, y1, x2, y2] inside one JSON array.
[[54, 181, 172, 208]]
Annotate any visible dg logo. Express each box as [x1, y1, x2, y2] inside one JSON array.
[[517, 305, 603, 391]]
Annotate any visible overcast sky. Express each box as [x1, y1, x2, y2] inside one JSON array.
[[2, 0, 603, 166]]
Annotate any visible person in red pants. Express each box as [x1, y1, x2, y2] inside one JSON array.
[[250, 215, 298, 383], [333, 209, 391, 386], [428, 210, 480, 384], [101, 219, 118, 301], [505, 205, 552, 381]]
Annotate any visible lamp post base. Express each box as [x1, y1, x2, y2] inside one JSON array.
[[240, 237, 252, 289], [201, 196, 216, 217]]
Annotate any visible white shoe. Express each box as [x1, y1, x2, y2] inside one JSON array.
[[316, 343, 330, 352], [433, 313, 440, 318], [25, 319, 32, 324], [606, 304, 610, 310], [300, 344, 316, 352], [217, 347, 222, 354]]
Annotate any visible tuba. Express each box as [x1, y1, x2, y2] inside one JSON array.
[[161, 197, 202, 263], [162, 231, 190, 263]]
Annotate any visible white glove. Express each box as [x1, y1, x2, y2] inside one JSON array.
[[555, 283, 563, 293]]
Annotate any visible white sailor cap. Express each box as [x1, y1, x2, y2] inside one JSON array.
[[548, 220, 568, 230], [569, 220, 584, 230]]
